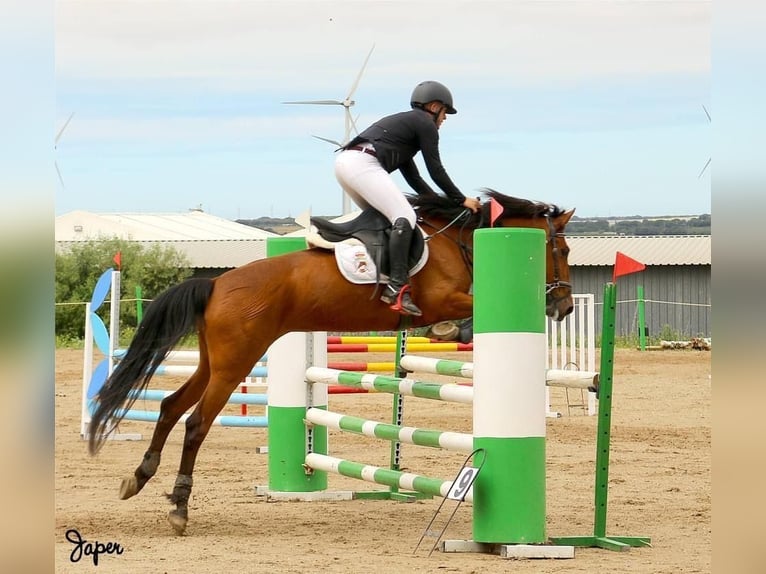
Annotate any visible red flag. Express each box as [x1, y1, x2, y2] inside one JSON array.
[[113, 251, 122, 270], [489, 197, 503, 227], [613, 251, 645, 281]]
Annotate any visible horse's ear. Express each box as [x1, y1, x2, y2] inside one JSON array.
[[559, 208, 575, 226]]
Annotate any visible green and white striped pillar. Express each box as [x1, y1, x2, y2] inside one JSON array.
[[472, 228, 547, 543], [266, 237, 328, 492]]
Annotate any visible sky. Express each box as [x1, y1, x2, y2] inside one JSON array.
[[54, 0, 711, 220]]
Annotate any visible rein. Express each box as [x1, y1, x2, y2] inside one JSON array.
[[419, 208, 475, 273], [420, 208, 472, 242]]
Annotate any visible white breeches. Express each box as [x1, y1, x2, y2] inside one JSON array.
[[334, 147, 417, 227]]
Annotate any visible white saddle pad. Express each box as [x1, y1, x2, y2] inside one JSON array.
[[307, 229, 429, 285]]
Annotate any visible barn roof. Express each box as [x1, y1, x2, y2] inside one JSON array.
[[567, 235, 710, 266], [55, 210, 277, 241]]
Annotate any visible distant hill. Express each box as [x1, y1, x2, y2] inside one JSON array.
[[567, 214, 710, 235], [238, 213, 712, 236]]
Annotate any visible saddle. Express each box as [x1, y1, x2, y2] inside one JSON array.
[[307, 208, 427, 286]]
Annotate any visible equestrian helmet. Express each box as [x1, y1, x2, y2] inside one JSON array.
[[410, 81, 457, 114]]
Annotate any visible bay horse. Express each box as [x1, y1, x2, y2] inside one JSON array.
[[88, 188, 575, 535]]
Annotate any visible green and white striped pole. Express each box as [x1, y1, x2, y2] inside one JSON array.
[[472, 228, 547, 543], [305, 453, 473, 502], [266, 237, 328, 492]]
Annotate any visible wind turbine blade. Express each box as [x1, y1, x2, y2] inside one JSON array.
[[55, 111, 75, 146], [55, 161, 66, 189], [702, 104, 711, 123], [312, 134, 343, 147], [345, 43, 375, 101], [698, 157, 711, 179], [283, 100, 343, 106]]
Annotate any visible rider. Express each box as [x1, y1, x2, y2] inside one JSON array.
[[335, 80, 480, 316]]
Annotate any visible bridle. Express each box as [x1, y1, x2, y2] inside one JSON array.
[[544, 214, 572, 301], [418, 206, 572, 300]]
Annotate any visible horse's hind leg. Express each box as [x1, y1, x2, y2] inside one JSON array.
[[119, 368, 209, 500], [166, 376, 243, 535]]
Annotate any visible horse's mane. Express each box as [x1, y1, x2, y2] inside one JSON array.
[[408, 188, 566, 229]]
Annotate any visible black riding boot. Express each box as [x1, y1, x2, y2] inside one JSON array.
[[381, 218, 422, 316]]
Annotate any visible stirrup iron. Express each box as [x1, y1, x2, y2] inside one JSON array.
[[384, 285, 422, 316]]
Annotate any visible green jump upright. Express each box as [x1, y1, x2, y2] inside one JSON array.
[[550, 283, 651, 550], [472, 228, 547, 543], [266, 237, 328, 492]]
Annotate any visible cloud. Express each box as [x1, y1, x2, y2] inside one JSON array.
[[57, 1, 710, 88], [54, 1, 711, 220]]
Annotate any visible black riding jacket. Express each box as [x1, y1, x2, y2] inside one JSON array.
[[344, 108, 466, 205]]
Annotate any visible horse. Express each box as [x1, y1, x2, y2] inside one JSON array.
[[87, 188, 575, 535]]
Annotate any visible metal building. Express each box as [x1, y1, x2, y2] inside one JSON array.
[[567, 235, 711, 339]]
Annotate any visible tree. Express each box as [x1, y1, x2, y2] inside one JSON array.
[[55, 239, 192, 340]]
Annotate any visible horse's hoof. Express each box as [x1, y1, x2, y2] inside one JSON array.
[[168, 510, 188, 535], [119, 476, 139, 500]]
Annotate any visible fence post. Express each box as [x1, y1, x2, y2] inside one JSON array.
[[472, 227, 547, 543], [266, 237, 328, 492]]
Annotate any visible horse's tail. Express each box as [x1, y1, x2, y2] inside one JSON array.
[[88, 277, 215, 455]]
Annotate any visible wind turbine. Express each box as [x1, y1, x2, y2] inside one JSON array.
[[698, 105, 711, 179], [55, 111, 75, 190], [283, 44, 375, 214]]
